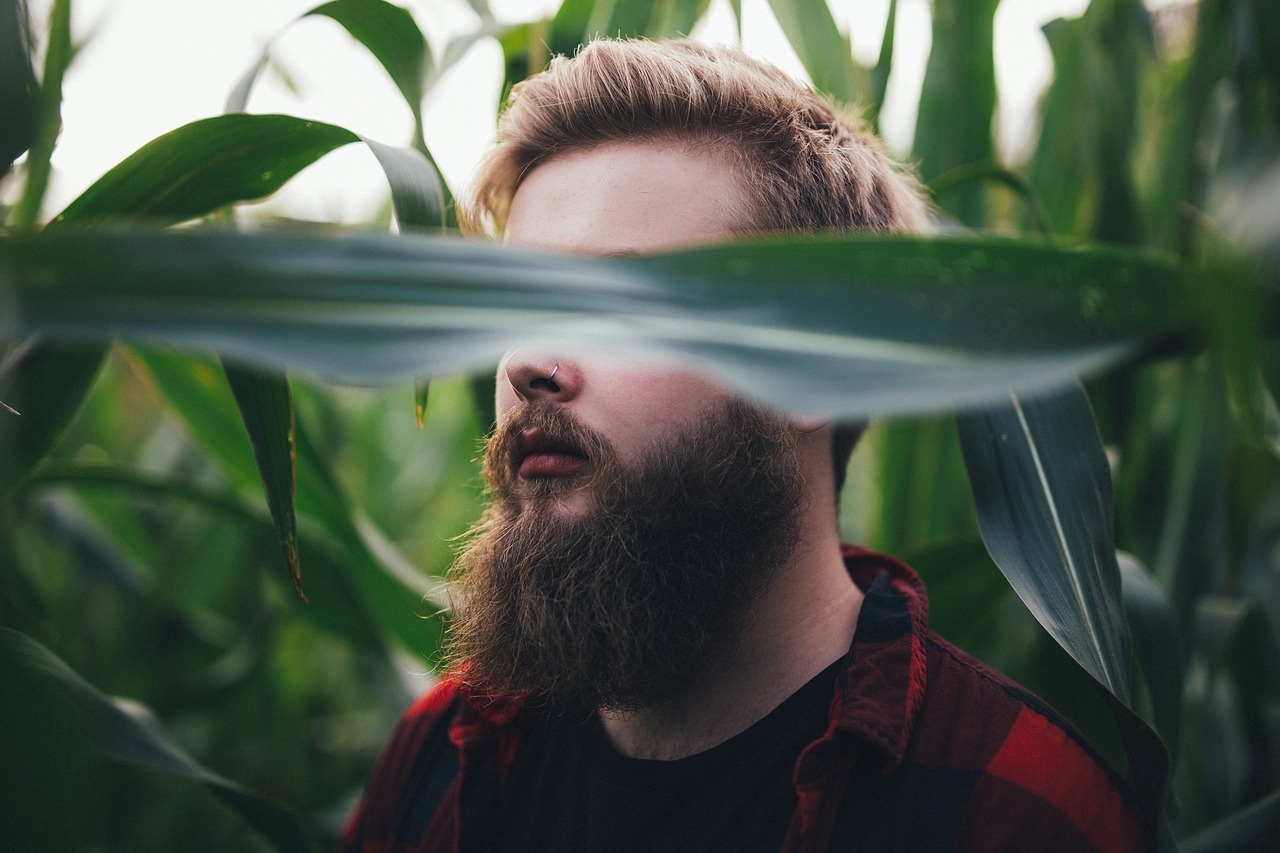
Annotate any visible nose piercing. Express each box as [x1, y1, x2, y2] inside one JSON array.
[[548, 364, 559, 381]]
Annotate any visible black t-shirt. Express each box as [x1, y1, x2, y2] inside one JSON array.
[[487, 658, 842, 853]]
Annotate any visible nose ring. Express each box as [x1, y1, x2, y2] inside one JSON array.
[[548, 363, 559, 381]]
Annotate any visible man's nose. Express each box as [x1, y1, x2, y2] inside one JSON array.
[[501, 354, 581, 403]]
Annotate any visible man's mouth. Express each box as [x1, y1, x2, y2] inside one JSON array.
[[515, 428, 588, 479]]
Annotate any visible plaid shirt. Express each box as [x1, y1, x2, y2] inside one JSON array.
[[343, 546, 1153, 852]]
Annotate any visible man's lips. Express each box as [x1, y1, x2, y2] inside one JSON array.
[[515, 428, 588, 479]]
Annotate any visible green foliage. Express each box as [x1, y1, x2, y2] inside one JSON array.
[[2, 0, 1279, 850]]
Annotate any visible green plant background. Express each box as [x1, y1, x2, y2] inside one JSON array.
[[2, 0, 1279, 851]]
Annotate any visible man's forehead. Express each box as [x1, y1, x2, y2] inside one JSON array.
[[503, 140, 750, 257]]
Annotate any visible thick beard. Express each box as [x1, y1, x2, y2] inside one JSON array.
[[444, 397, 804, 713]]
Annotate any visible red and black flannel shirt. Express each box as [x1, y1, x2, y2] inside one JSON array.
[[343, 546, 1154, 852]]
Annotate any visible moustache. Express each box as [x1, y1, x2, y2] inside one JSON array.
[[484, 404, 613, 496]]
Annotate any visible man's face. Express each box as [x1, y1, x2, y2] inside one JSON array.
[[495, 140, 754, 516], [444, 141, 805, 709]]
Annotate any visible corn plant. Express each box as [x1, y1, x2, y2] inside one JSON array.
[[1, 0, 1278, 850]]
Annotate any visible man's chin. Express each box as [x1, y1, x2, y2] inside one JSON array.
[[514, 478, 595, 518]]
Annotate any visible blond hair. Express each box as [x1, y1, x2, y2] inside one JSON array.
[[459, 38, 929, 237]]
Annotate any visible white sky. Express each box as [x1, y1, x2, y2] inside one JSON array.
[[19, 0, 1094, 223]]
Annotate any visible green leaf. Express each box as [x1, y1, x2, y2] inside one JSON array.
[[912, 0, 998, 226], [294, 419, 446, 659], [853, 416, 976, 554], [546, 1, 712, 50], [868, 0, 897, 126], [11, 0, 71, 227], [0, 230, 1190, 420], [902, 538, 1015, 659], [227, 0, 429, 130], [306, 0, 430, 130], [51, 114, 360, 227], [0, 341, 105, 497], [1117, 552, 1183, 760], [956, 382, 1132, 701], [50, 110, 447, 231], [0, 0, 39, 179], [927, 160, 1053, 237], [1115, 357, 1232, 626], [120, 347, 260, 485], [360, 135, 445, 232], [414, 378, 429, 427], [124, 348, 444, 658], [223, 363, 303, 601], [0, 627, 310, 853], [26, 463, 394, 653], [1181, 785, 1280, 853], [765, 0, 864, 104], [1027, 2, 1152, 243]]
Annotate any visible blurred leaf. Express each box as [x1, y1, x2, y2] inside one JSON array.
[[868, 0, 896, 127], [294, 419, 446, 659], [27, 463, 393, 653], [765, 0, 864, 103], [11, 0, 71, 227], [414, 378, 429, 428], [0, 627, 310, 853], [1181, 786, 1280, 853], [120, 347, 259, 485], [1027, 0, 1150, 243], [927, 160, 1053, 237], [1, 230, 1190, 420], [0, 0, 39, 180], [223, 363, 304, 601], [902, 538, 1014, 655], [1118, 551, 1183, 760], [957, 382, 1132, 701], [0, 340, 105, 497], [470, 373, 497, 434], [912, 0, 998, 226], [645, 0, 712, 38], [121, 348, 436, 657], [1117, 358, 1230, 625], [856, 416, 976, 554]]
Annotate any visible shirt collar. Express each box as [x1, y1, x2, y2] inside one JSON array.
[[797, 545, 931, 778]]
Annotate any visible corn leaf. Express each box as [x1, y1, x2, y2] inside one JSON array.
[[764, 0, 864, 104], [0, 627, 310, 853], [0, 0, 39, 179], [956, 382, 1132, 700], [306, 0, 430, 131], [0, 230, 1189, 420], [1181, 787, 1280, 853], [124, 348, 444, 658], [0, 341, 105, 497], [1117, 551, 1183, 763], [51, 114, 356, 227], [912, 0, 998, 226], [11, 0, 71, 227], [223, 364, 303, 600]]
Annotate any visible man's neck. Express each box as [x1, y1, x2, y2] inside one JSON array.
[[600, 510, 863, 761]]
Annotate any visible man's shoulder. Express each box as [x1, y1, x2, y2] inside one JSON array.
[[341, 678, 528, 852], [902, 632, 1153, 852]]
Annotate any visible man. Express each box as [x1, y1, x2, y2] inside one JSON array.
[[343, 39, 1153, 852]]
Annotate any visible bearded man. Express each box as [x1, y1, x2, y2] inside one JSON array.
[[343, 38, 1154, 853]]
